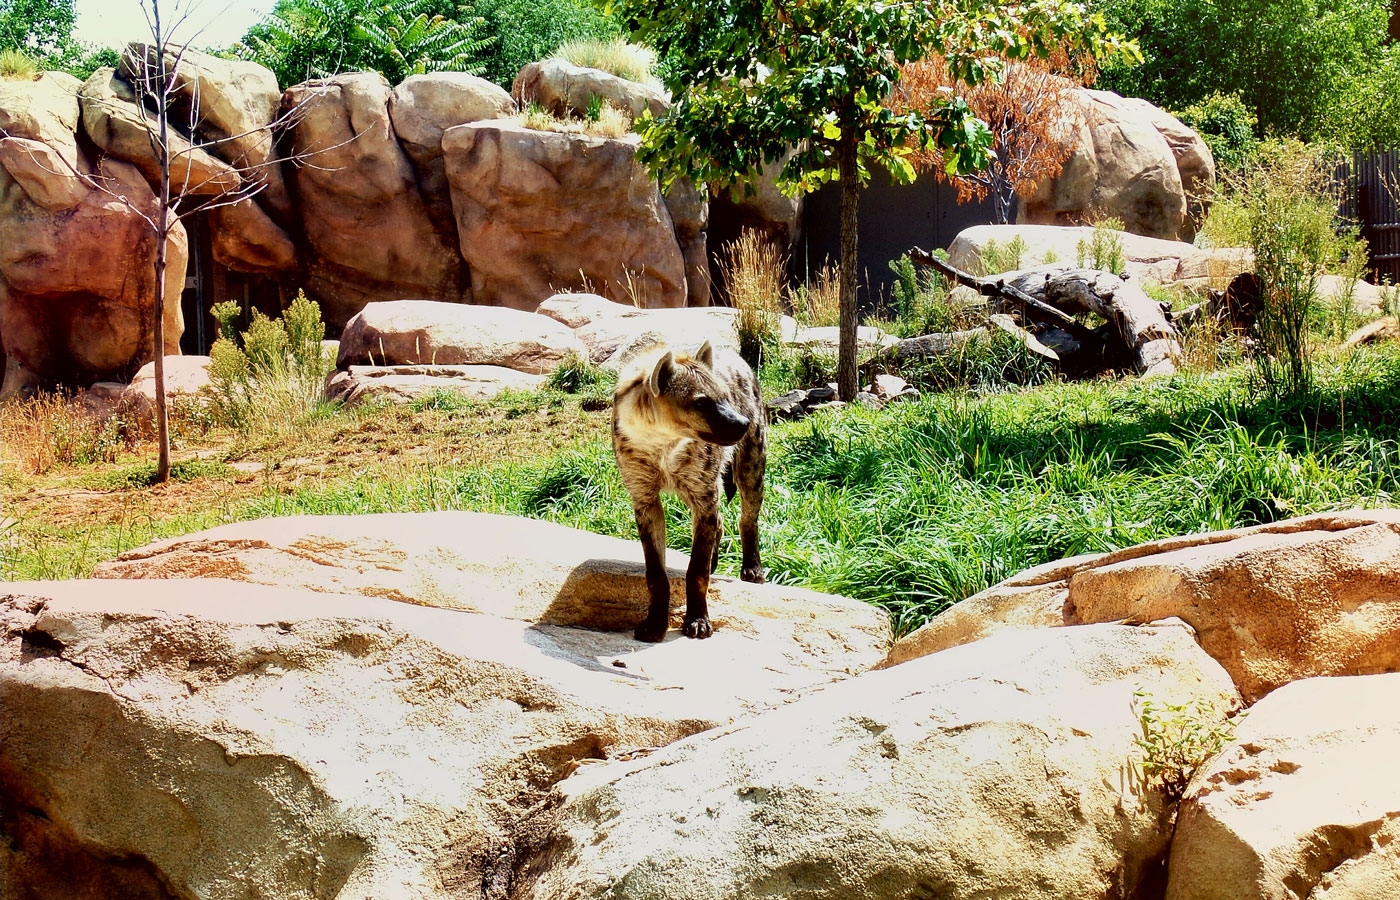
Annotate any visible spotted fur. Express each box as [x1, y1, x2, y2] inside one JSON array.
[[612, 340, 766, 642]]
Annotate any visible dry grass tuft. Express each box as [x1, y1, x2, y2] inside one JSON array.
[[1, 394, 140, 475], [789, 263, 841, 328], [554, 39, 660, 87], [0, 49, 39, 81], [721, 230, 786, 366], [520, 101, 632, 138]]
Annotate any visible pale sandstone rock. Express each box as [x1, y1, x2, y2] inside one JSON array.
[[884, 509, 1400, 702], [1343, 315, 1400, 348], [789, 325, 894, 355], [519, 622, 1240, 900], [663, 178, 710, 306], [1020, 89, 1208, 242], [1166, 674, 1400, 900], [512, 58, 668, 121], [324, 364, 545, 405], [535, 292, 634, 329], [0, 71, 82, 155], [442, 119, 686, 311], [209, 198, 296, 274], [0, 154, 185, 394], [390, 72, 515, 238], [949, 223, 1252, 287], [119, 355, 212, 417], [0, 136, 86, 209], [79, 67, 241, 196], [335, 300, 586, 373], [572, 305, 798, 369], [121, 43, 291, 219], [283, 73, 467, 329], [0, 570, 882, 900], [92, 511, 891, 665]]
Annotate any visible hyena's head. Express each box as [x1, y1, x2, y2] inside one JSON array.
[[626, 341, 752, 446]]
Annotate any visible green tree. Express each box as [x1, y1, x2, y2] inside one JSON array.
[[458, 0, 618, 87], [0, 0, 75, 57], [1095, 0, 1387, 141], [237, 0, 491, 88], [620, 0, 1132, 399]]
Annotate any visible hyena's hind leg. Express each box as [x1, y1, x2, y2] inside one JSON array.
[[735, 428, 766, 583]]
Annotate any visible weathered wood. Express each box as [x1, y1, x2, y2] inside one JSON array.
[[1002, 268, 1182, 376], [878, 328, 987, 365]]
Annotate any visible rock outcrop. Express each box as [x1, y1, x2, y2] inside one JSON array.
[[118, 354, 212, 418], [443, 119, 687, 310], [551, 298, 796, 368], [1, 564, 883, 900], [1166, 673, 1400, 900], [0, 70, 185, 397], [884, 509, 1400, 702], [512, 59, 668, 120], [325, 364, 546, 405], [1020, 88, 1213, 242], [519, 621, 1239, 900], [335, 299, 586, 373], [283, 73, 468, 328]]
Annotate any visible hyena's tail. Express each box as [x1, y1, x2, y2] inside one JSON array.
[[722, 459, 737, 501]]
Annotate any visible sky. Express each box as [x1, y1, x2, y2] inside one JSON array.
[[73, 0, 277, 51]]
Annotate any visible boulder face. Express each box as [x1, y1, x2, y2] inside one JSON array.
[[512, 59, 668, 121], [1166, 674, 1400, 900], [519, 622, 1240, 900], [0, 135, 185, 395], [442, 119, 687, 311], [948, 223, 1252, 287], [283, 73, 469, 329], [0, 566, 884, 900], [324, 363, 546, 405], [1020, 89, 1213, 242], [885, 509, 1400, 703], [334, 299, 587, 373], [390, 72, 515, 240]]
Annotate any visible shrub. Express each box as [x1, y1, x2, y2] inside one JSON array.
[[977, 235, 1027, 275], [790, 262, 841, 328], [1134, 692, 1235, 802], [1172, 92, 1258, 174], [722, 230, 786, 369], [554, 37, 658, 86], [881, 253, 965, 338], [207, 292, 331, 431], [1076, 218, 1126, 273]]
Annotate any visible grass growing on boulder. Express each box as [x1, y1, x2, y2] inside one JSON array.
[[0, 49, 38, 81], [554, 38, 659, 87], [520, 99, 632, 138]]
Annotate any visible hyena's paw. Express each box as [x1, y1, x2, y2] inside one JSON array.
[[682, 616, 714, 639], [741, 566, 766, 584], [634, 617, 669, 643]]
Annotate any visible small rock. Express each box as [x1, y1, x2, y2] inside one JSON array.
[[854, 391, 882, 408], [871, 373, 909, 400], [805, 385, 837, 404], [766, 389, 808, 421]]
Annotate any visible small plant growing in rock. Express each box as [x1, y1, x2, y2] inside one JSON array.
[[1133, 691, 1235, 802], [207, 292, 330, 431], [978, 235, 1027, 275], [1076, 218, 1125, 273]]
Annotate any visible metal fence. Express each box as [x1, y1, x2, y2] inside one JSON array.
[[1341, 148, 1400, 286]]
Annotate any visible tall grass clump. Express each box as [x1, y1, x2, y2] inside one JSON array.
[[520, 99, 632, 137], [882, 254, 967, 338], [0, 394, 137, 474], [723, 230, 786, 369], [976, 234, 1027, 275], [1206, 142, 1360, 397], [789, 262, 841, 328], [554, 38, 659, 87], [0, 49, 38, 81], [207, 291, 331, 431], [1076, 218, 1126, 273]]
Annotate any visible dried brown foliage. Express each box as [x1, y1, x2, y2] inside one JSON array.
[[895, 51, 1092, 223]]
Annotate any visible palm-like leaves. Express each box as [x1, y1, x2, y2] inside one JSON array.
[[237, 0, 492, 88]]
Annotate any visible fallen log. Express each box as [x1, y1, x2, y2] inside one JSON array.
[[908, 248, 1182, 377]]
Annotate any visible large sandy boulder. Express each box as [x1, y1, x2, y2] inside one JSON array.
[[885, 509, 1400, 703], [0, 117, 185, 396], [78, 67, 241, 196], [1, 560, 883, 900], [209, 198, 296, 274], [442, 119, 687, 311], [118, 355, 212, 417], [512, 58, 668, 121], [557, 300, 797, 368], [948, 223, 1252, 287], [1166, 674, 1400, 900], [283, 73, 468, 329], [121, 43, 292, 220], [92, 512, 891, 664], [335, 299, 586, 373], [519, 621, 1240, 900], [325, 363, 546, 405], [390, 72, 515, 238], [1020, 89, 1210, 242]]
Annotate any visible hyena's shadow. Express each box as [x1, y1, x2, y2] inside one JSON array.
[[520, 559, 694, 677]]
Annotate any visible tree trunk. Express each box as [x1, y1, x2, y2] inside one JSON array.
[[836, 132, 860, 401], [152, 8, 171, 484]]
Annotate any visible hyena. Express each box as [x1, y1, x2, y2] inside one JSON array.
[[612, 339, 766, 642]]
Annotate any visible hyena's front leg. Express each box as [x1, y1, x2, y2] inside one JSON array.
[[684, 504, 720, 638], [632, 498, 673, 643], [736, 431, 766, 583]]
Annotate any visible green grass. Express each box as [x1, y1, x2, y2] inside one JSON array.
[[9, 348, 1400, 638]]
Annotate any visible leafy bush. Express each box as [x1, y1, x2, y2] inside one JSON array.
[[460, 0, 618, 88], [1172, 92, 1258, 173], [207, 292, 331, 431], [1134, 692, 1235, 802], [976, 235, 1026, 275], [889, 329, 1053, 395], [881, 253, 965, 338], [554, 37, 658, 86], [1076, 218, 1126, 273]]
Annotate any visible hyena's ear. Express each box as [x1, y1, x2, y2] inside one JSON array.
[[646, 350, 675, 397], [695, 339, 715, 369]]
